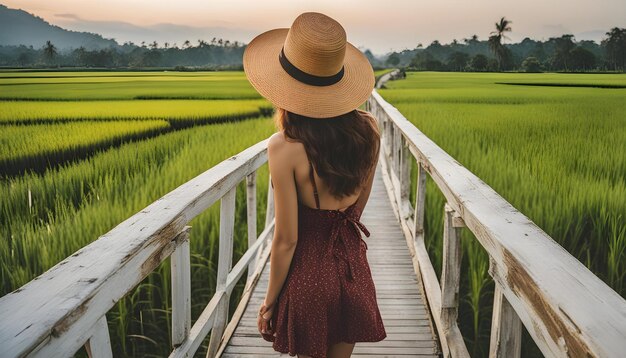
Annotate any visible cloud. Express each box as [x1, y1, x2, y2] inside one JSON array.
[[54, 13, 81, 20]]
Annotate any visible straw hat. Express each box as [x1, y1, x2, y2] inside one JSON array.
[[243, 12, 375, 118]]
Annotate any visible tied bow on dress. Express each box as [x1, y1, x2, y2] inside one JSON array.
[[327, 208, 370, 282]]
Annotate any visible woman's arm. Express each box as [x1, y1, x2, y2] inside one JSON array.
[[263, 132, 299, 307]]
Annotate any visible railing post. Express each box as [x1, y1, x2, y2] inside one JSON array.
[[413, 162, 427, 246], [171, 226, 192, 348], [206, 187, 236, 358], [384, 116, 393, 161], [84, 316, 112, 358], [399, 135, 411, 220], [441, 203, 463, 332], [246, 172, 257, 282], [390, 122, 400, 175], [489, 260, 522, 358], [245, 172, 274, 292]]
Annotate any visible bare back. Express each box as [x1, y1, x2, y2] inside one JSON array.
[[278, 132, 377, 214]]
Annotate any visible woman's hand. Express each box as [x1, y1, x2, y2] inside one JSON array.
[[257, 299, 276, 337]]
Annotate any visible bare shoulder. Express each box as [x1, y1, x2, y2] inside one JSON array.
[[268, 131, 303, 162], [268, 131, 287, 150]]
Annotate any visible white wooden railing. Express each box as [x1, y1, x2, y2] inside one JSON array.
[[368, 69, 626, 357], [0, 140, 276, 358]]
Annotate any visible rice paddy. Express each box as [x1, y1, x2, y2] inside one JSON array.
[[1, 69, 624, 357], [379, 71, 626, 356], [0, 119, 171, 175], [0, 99, 271, 124], [0, 71, 262, 100], [0, 71, 276, 357]]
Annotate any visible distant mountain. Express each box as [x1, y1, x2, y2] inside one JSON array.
[[0, 4, 120, 51]]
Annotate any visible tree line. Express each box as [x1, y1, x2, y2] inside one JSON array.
[[385, 19, 625, 72], [1, 20, 624, 72], [0, 37, 247, 69]]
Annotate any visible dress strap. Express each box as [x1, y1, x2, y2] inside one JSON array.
[[308, 160, 320, 209]]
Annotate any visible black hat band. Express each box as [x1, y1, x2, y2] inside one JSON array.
[[278, 47, 345, 86]]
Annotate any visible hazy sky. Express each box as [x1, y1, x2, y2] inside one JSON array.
[[4, 0, 625, 54]]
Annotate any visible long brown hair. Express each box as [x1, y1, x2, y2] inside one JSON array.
[[274, 107, 380, 199]]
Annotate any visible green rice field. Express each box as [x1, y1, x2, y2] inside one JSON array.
[[0, 71, 262, 100], [1, 69, 623, 357], [0, 99, 271, 124], [0, 71, 275, 357], [379, 71, 626, 356]]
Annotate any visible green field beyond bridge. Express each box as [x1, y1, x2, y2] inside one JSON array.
[[0, 70, 624, 357]]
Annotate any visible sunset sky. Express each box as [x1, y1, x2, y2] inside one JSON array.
[[4, 0, 625, 54]]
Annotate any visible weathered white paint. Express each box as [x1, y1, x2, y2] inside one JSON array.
[[489, 280, 522, 358], [246, 172, 258, 281], [378, 140, 470, 358], [169, 291, 225, 358], [206, 187, 236, 358], [85, 316, 112, 358], [171, 227, 191, 347], [370, 70, 626, 357], [413, 163, 427, 241], [171, 197, 275, 357], [399, 137, 412, 219], [0, 140, 276, 358], [441, 203, 462, 330], [215, 219, 275, 357]]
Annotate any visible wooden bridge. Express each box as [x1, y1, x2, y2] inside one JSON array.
[[218, 163, 440, 357], [1, 70, 626, 358]]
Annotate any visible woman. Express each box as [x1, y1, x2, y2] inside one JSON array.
[[243, 11, 387, 358]]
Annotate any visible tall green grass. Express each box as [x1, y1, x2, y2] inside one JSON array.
[[381, 72, 626, 356], [0, 120, 171, 176], [1, 70, 281, 356]]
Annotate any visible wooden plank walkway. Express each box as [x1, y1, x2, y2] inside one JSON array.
[[220, 163, 441, 357]]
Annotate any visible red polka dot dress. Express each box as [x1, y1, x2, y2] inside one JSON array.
[[261, 160, 387, 357]]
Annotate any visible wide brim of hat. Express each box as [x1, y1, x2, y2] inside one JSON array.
[[243, 28, 375, 118]]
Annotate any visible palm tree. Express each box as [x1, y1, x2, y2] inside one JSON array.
[[493, 17, 512, 41], [489, 17, 512, 70], [183, 40, 191, 49], [43, 40, 57, 64]]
